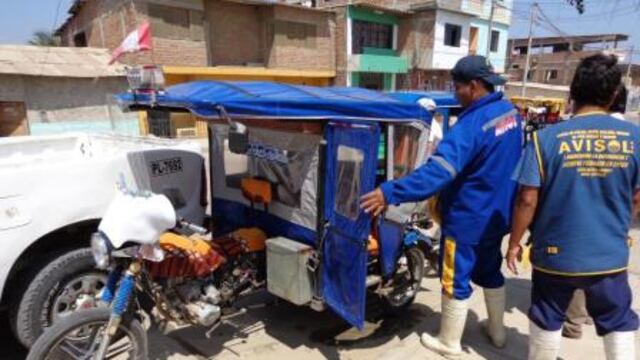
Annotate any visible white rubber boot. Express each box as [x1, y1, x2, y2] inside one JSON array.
[[603, 331, 636, 360], [421, 294, 469, 359], [482, 286, 507, 348], [528, 321, 562, 360]]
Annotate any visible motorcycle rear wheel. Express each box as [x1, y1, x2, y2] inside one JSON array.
[[26, 308, 147, 360], [382, 246, 425, 314]]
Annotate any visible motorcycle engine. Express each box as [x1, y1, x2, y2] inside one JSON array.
[[174, 281, 222, 327]]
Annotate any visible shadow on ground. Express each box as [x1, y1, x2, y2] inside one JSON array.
[[163, 278, 532, 360]]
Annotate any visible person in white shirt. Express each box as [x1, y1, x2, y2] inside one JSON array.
[[610, 84, 627, 121]]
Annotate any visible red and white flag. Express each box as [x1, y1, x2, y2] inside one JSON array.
[[108, 22, 152, 65]]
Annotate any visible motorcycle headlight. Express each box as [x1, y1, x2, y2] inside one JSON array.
[[91, 232, 111, 269]]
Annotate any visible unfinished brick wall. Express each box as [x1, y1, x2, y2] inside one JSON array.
[[205, 0, 267, 66], [204, 0, 335, 71], [58, 0, 207, 67], [333, 6, 348, 86], [267, 6, 335, 71], [507, 50, 601, 86], [316, 0, 404, 8], [397, 10, 436, 69]]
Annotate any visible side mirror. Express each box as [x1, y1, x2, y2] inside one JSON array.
[[229, 124, 249, 154], [217, 105, 249, 154]]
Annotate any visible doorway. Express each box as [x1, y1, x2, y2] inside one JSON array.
[[359, 73, 385, 90], [0, 102, 29, 137], [469, 26, 479, 55]]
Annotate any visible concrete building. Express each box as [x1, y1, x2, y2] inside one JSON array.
[[399, 0, 512, 91], [56, 0, 336, 85], [319, 0, 512, 91], [0, 45, 137, 137]]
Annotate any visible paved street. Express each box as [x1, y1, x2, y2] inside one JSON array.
[[4, 224, 640, 360]]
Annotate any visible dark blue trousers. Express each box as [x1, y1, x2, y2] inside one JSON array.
[[438, 235, 505, 300], [529, 270, 639, 336]]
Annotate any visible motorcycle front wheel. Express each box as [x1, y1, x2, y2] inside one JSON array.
[[26, 307, 147, 360]]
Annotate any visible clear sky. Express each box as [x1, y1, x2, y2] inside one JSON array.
[[0, 0, 638, 63], [0, 0, 75, 44]]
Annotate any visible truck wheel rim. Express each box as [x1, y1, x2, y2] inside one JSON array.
[[48, 274, 107, 323]]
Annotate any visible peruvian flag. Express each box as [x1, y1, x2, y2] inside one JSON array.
[[108, 22, 152, 65]]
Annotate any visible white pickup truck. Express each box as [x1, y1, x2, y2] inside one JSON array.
[[0, 132, 207, 348]]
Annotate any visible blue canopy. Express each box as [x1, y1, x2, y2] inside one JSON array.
[[117, 80, 431, 123], [389, 90, 461, 108]]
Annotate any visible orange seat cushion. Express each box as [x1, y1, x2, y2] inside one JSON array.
[[241, 178, 272, 205]]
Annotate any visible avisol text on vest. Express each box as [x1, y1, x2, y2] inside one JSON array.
[[556, 129, 633, 178]]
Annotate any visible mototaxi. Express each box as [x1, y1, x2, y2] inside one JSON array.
[[117, 78, 438, 331]]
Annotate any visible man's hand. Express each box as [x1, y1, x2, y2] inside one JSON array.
[[506, 244, 523, 275], [360, 188, 387, 217]]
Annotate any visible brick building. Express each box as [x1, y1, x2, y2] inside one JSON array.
[[56, 0, 336, 77], [507, 34, 630, 87], [55, 0, 513, 93]]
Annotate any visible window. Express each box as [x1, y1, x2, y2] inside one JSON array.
[[527, 70, 535, 81], [73, 32, 87, 47], [444, 23, 462, 47], [335, 145, 364, 220], [393, 125, 422, 179], [147, 110, 171, 138], [352, 20, 393, 54], [490, 30, 500, 52], [545, 69, 558, 81], [273, 21, 317, 48]]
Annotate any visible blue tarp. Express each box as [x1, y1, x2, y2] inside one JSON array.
[[389, 91, 461, 108], [117, 81, 431, 123]]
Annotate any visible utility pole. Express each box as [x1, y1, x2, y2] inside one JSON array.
[[521, 2, 537, 97], [626, 46, 634, 87], [486, 0, 496, 60]]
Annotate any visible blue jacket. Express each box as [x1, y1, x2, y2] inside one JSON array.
[[380, 92, 522, 245], [517, 114, 640, 275]]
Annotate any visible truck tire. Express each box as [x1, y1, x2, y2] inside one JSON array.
[[13, 248, 106, 348]]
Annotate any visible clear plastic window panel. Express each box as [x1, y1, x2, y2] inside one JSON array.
[[393, 125, 422, 179], [334, 145, 364, 220], [222, 128, 318, 208]]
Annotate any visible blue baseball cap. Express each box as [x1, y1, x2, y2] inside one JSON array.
[[451, 55, 506, 86]]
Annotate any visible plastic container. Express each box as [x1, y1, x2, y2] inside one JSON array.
[[266, 237, 314, 305]]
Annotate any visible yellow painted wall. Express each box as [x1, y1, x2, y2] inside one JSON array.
[[147, 66, 334, 137]]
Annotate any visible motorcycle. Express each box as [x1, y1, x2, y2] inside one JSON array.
[[27, 190, 267, 360]]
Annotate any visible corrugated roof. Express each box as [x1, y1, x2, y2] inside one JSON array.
[[0, 45, 125, 78]]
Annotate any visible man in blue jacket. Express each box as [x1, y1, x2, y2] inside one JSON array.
[[361, 55, 523, 358], [508, 54, 638, 360]]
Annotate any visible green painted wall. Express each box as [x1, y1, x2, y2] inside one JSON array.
[[351, 72, 361, 87], [347, 5, 398, 25], [358, 54, 408, 74], [363, 47, 397, 56], [383, 74, 394, 91]]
